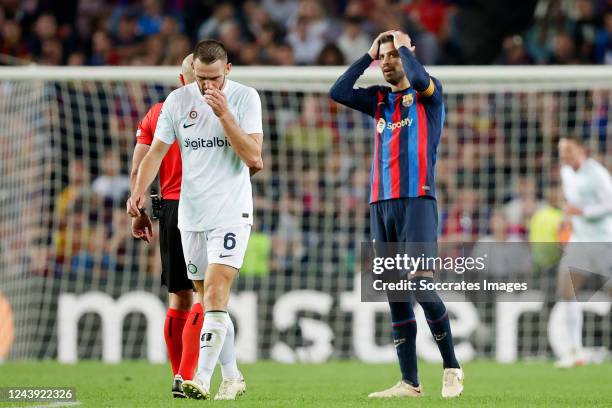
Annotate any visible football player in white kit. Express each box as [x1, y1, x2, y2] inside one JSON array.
[[556, 135, 612, 368], [128, 39, 263, 399]]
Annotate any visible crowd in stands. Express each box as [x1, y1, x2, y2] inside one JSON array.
[[1, 0, 612, 67]]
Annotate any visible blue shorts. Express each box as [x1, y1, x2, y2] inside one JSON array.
[[370, 197, 438, 262], [370, 197, 438, 242]]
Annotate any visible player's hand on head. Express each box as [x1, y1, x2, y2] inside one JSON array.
[[204, 88, 229, 117], [391, 30, 415, 53], [131, 213, 153, 243], [126, 193, 146, 218], [368, 31, 394, 60]]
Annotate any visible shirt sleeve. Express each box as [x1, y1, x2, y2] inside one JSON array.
[[136, 107, 154, 145], [582, 162, 612, 219], [154, 93, 177, 145], [329, 53, 379, 117], [239, 88, 264, 135], [398, 47, 443, 106]]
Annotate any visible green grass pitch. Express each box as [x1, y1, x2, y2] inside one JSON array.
[[1, 361, 611, 407]]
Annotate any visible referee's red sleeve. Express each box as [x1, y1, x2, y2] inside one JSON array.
[[136, 104, 159, 145]]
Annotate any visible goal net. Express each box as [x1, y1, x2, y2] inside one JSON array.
[[0, 65, 611, 363]]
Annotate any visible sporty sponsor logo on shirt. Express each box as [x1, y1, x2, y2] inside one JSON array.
[[183, 137, 230, 150]]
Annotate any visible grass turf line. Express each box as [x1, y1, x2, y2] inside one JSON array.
[[0, 361, 611, 407]]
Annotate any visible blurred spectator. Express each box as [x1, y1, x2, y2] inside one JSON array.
[[242, 1, 275, 40], [441, 187, 486, 242], [67, 51, 86, 66], [218, 21, 243, 63], [140, 34, 165, 65], [92, 151, 130, 204], [525, 0, 574, 64], [241, 230, 272, 276], [496, 35, 533, 65], [162, 34, 192, 65], [529, 183, 564, 270], [337, 15, 371, 63], [316, 43, 345, 65], [197, 3, 235, 40], [288, 16, 324, 64], [262, 0, 299, 30], [573, 0, 600, 62], [0, 20, 29, 62], [137, 0, 164, 36], [39, 39, 63, 65], [89, 30, 119, 65], [594, 8, 612, 64], [270, 192, 305, 274], [29, 14, 61, 62], [548, 31, 579, 64], [0, 0, 610, 67], [271, 41, 295, 65], [471, 210, 533, 276], [113, 14, 144, 64], [292, 0, 334, 41], [404, 0, 450, 36], [55, 159, 93, 227], [504, 176, 545, 238], [239, 42, 262, 65]]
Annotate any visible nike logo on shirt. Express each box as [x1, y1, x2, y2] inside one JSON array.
[[183, 123, 196, 128]]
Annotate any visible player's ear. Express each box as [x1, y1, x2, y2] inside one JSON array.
[[179, 74, 185, 86], [225, 62, 232, 75]]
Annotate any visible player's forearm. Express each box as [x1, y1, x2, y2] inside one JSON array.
[[329, 53, 372, 104], [398, 46, 430, 92], [130, 144, 150, 192], [133, 153, 163, 196], [219, 113, 262, 167]]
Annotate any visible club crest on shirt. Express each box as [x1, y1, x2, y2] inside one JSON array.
[[376, 118, 386, 133], [189, 110, 197, 119], [402, 93, 414, 107]]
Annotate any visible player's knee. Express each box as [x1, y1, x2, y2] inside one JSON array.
[[168, 290, 193, 311], [411, 276, 442, 304], [203, 284, 228, 310]]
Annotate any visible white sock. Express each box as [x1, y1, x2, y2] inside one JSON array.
[[219, 314, 241, 380], [197, 311, 229, 390], [565, 301, 583, 353]]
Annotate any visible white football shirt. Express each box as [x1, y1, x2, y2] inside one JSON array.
[[560, 158, 612, 242], [154, 80, 263, 231]]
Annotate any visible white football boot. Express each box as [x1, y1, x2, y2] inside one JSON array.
[[555, 349, 586, 368], [214, 373, 246, 400], [441, 368, 464, 398], [182, 373, 210, 400], [368, 381, 423, 398]]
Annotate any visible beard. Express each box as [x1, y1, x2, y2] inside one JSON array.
[[383, 70, 403, 86]]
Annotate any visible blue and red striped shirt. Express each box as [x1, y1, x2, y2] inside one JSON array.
[[330, 49, 444, 204]]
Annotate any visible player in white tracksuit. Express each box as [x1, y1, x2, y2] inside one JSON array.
[[556, 135, 612, 368]]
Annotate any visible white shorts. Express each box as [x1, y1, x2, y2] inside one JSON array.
[[559, 242, 612, 278], [180, 224, 251, 281]]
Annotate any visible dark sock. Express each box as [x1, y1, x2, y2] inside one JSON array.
[[413, 277, 460, 369], [389, 301, 419, 386]]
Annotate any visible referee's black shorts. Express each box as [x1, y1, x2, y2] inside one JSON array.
[[370, 196, 438, 259], [159, 199, 194, 293]]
